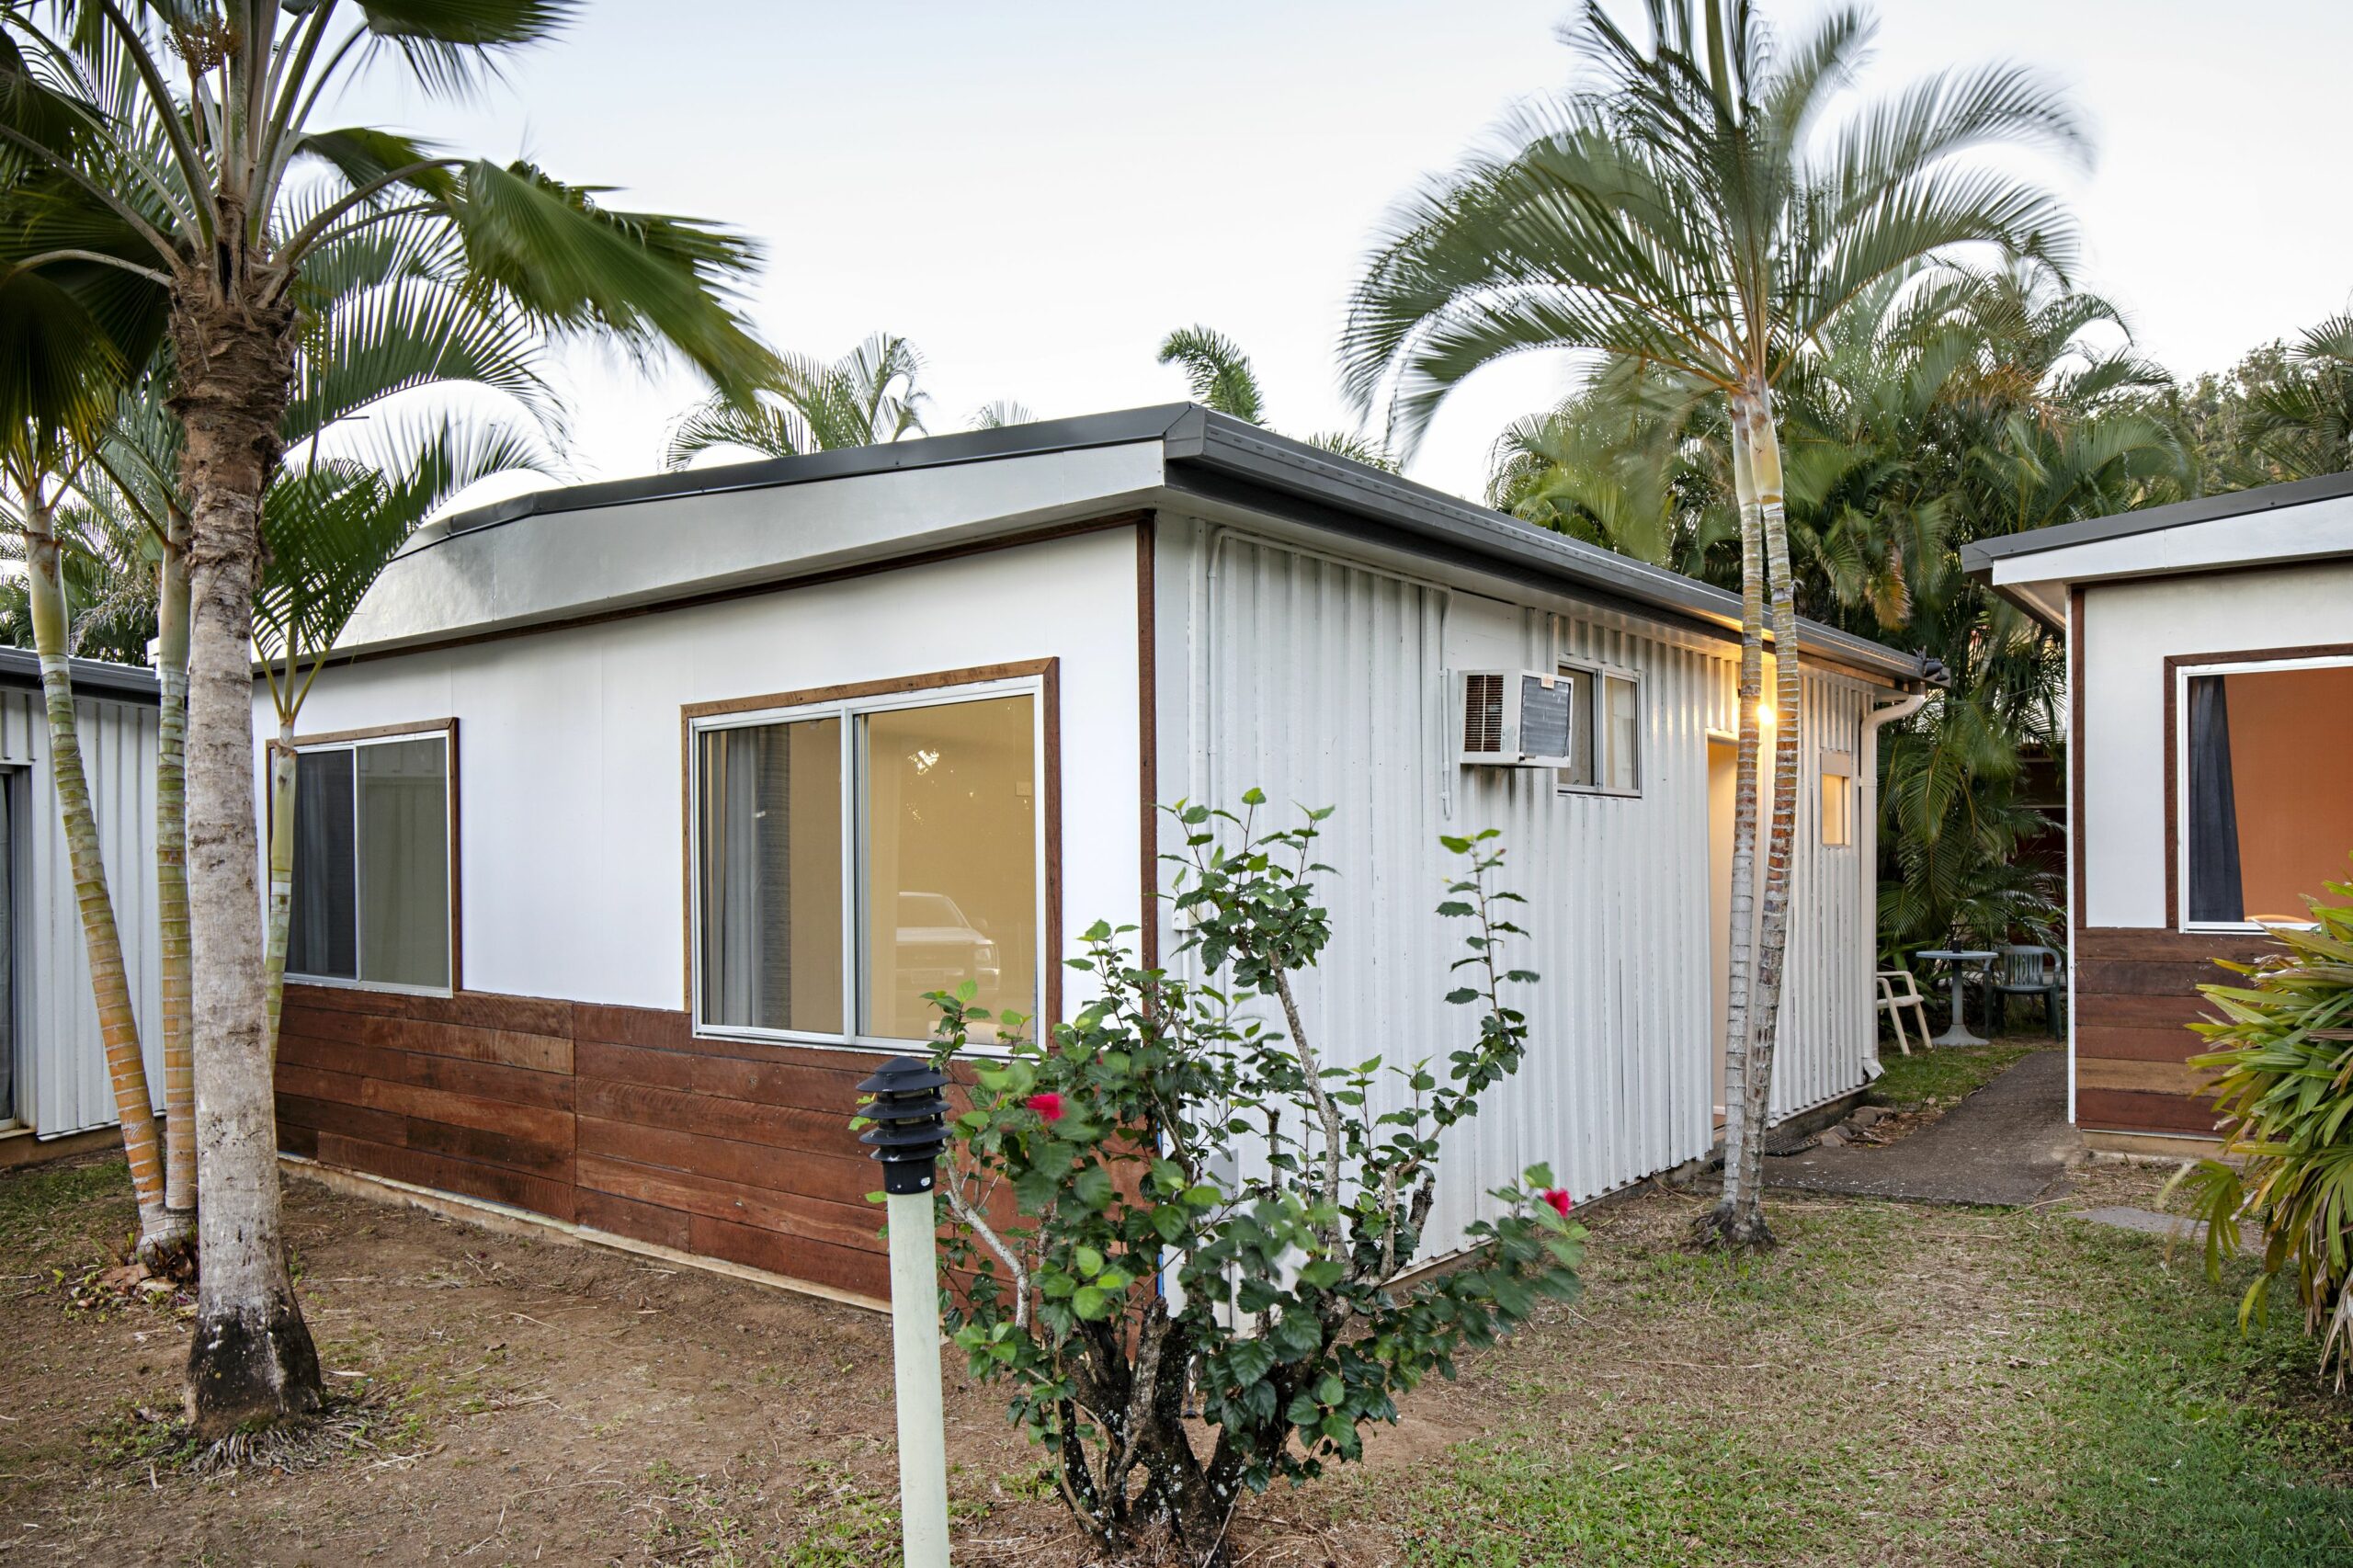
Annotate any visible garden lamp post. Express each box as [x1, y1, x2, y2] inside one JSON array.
[[857, 1056, 953, 1568]]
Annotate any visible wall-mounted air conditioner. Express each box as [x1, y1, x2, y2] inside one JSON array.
[[1456, 669, 1574, 767]]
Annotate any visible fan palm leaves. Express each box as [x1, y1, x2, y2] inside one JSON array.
[[1155, 323, 1396, 469], [666, 332, 926, 466], [0, 0, 778, 1438], [1346, 0, 2084, 1248]]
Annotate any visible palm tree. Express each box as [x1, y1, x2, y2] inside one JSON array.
[[1155, 323, 1397, 470], [1342, 0, 2083, 1247], [0, 1, 777, 1437], [2237, 315, 2353, 483], [666, 332, 926, 465]]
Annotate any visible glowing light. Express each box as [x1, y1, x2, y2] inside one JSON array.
[[1756, 700, 1777, 729]]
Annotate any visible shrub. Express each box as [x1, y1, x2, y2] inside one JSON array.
[[923, 798, 1584, 1563], [2178, 866, 2353, 1381]]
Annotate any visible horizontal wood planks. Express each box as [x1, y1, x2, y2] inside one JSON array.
[[2073, 926, 2273, 1140], [277, 983, 897, 1297]]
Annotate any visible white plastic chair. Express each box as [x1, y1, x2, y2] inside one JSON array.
[[1876, 969, 1930, 1057]]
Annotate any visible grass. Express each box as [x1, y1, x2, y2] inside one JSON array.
[[1870, 1038, 2040, 1113], [1350, 1185, 2353, 1566]]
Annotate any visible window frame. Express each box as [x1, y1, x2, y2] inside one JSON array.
[[2172, 650, 2353, 934], [282, 720, 460, 997], [1553, 660, 1643, 799], [684, 668, 1053, 1056], [1819, 748, 1856, 848]]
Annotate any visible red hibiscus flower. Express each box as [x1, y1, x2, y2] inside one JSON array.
[[1539, 1187, 1573, 1218], [1024, 1092, 1066, 1123]]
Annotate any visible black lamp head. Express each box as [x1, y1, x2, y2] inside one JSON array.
[[856, 1056, 951, 1197]]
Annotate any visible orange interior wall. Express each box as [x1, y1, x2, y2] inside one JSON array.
[[2224, 665, 2353, 919]]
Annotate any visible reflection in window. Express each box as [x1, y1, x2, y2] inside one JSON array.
[[1555, 665, 1643, 795], [692, 686, 1041, 1047], [859, 697, 1037, 1042], [2187, 662, 2353, 926]]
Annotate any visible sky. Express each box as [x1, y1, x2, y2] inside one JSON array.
[[335, 0, 2353, 509]]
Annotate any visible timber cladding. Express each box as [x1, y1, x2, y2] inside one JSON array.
[[276, 982, 894, 1300], [2073, 926, 2273, 1139]]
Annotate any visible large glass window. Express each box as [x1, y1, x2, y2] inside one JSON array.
[[2184, 657, 2353, 927], [692, 681, 1041, 1047], [289, 732, 452, 990]]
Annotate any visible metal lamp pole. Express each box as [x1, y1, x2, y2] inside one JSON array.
[[857, 1056, 953, 1568]]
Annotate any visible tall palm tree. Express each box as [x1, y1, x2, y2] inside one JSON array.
[[666, 331, 926, 465], [0, 1, 777, 1437], [1342, 0, 2083, 1246]]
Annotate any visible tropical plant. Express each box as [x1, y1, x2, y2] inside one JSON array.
[[255, 414, 551, 1045], [666, 330, 923, 465], [1156, 324, 1396, 469], [2177, 869, 2353, 1383], [1341, 0, 2082, 1245], [2225, 316, 2353, 487], [0, 0, 776, 1438], [922, 801, 1583, 1564]]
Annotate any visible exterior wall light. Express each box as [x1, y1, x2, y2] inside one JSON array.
[[857, 1056, 954, 1566]]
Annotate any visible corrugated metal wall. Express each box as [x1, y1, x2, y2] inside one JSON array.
[[1164, 517, 1881, 1257], [0, 687, 164, 1137]]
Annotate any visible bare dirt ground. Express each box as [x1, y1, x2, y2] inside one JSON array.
[[3, 1146, 2345, 1567]]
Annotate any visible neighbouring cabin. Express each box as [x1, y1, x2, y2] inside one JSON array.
[[264, 405, 1926, 1302], [0, 648, 164, 1165], [1968, 472, 2353, 1156]]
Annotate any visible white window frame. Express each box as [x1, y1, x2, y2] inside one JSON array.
[[1554, 660, 1643, 798], [285, 727, 456, 998], [2174, 652, 2353, 934], [688, 674, 1049, 1056]]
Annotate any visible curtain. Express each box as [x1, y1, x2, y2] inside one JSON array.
[[700, 727, 766, 1026], [2188, 674, 2245, 924], [358, 739, 449, 988], [290, 748, 357, 979]]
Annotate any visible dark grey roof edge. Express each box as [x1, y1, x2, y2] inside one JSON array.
[[413, 401, 1924, 686], [0, 645, 160, 702], [1181, 413, 1927, 683], [422, 403, 1202, 544], [1961, 469, 2353, 573]]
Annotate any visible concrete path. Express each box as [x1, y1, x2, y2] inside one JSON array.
[[1765, 1048, 2081, 1206]]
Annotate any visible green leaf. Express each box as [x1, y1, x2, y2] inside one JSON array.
[[1071, 1285, 1110, 1321], [1073, 1245, 1105, 1278]]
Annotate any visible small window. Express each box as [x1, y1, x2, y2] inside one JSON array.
[[289, 731, 452, 991], [1820, 750, 1855, 847], [2183, 657, 2353, 927], [693, 680, 1042, 1048], [1556, 664, 1642, 795]]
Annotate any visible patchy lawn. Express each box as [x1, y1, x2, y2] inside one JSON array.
[[1870, 1038, 2041, 1114], [4, 1153, 2350, 1565]]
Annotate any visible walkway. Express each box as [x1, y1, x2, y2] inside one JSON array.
[[1765, 1048, 2081, 1206]]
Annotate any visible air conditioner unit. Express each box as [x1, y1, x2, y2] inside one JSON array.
[[1456, 669, 1574, 767]]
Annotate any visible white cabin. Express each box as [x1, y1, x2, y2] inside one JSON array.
[[259, 406, 1924, 1301]]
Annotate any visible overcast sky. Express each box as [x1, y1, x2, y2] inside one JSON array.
[[337, 0, 2353, 508]]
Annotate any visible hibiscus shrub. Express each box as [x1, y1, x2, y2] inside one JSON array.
[[923, 797, 1584, 1563]]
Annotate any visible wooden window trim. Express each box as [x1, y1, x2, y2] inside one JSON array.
[[676, 660, 1063, 1051], [281, 717, 461, 995], [2159, 640, 2353, 931]]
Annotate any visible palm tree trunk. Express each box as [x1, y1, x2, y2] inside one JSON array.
[[21, 489, 174, 1253], [1699, 397, 1769, 1249], [264, 729, 295, 1055], [174, 295, 323, 1439], [157, 512, 197, 1236], [1739, 385, 1805, 1233]]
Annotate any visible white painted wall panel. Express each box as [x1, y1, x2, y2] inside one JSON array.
[[2081, 561, 2353, 927], [1158, 518, 1881, 1258], [257, 528, 1145, 1020]]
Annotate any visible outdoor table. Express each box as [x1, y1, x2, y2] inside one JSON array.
[[1915, 949, 1998, 1046]]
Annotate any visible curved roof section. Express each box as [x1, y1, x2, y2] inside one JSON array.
[[383, 403, 1925, 685]]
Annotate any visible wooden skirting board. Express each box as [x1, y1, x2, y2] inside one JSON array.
[[281, 1152, 887, 1314], [2073, 926, 2267, 1140], [0, 1123, 123, 1171], [275, 982, 901, 1301]]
